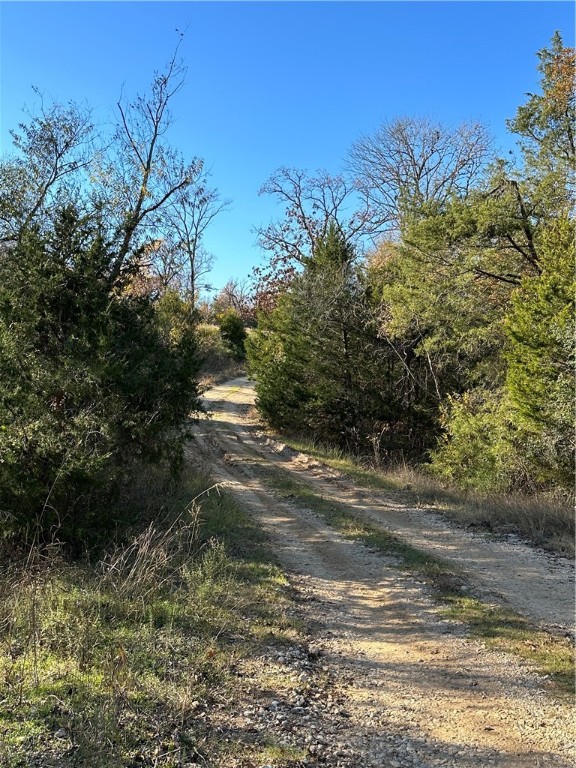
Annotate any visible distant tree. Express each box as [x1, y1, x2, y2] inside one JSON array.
[[141, 237, 188, 294], [161, 170, 231, 305], [212, 278, 256, 325], [253, 167, 374, 311], [348, 116, 492, 234], [248, 223, 429, 456]]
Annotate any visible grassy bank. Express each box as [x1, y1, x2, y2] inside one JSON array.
[[0, 474, 302, 768]]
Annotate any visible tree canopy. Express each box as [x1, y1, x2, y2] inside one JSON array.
[[248, 33, 575, 498]]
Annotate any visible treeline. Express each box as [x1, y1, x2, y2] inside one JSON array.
[[0, 52, 239, 549], [0, 36, 572, 551], [247, 34, 575, 497]]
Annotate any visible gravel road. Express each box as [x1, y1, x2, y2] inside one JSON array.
[[191, 377, 575, 768]]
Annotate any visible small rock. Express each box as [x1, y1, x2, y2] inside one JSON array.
[[54, 728, 67, 739]]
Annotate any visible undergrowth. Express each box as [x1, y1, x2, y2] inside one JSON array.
[[0, 474, 300, 767]]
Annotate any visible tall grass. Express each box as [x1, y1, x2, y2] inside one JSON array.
[[0, 474, 297, 767]]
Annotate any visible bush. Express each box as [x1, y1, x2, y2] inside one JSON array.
[[196, 323, 244, 383], [0, 209, 201, 549], [216, 309, 247, 360], [430, 389, 519, 493]]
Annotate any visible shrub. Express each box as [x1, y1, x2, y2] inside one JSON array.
[[0, 209, 201, 548], [216, 309, 247, 361], [430, 389, 519, 493]]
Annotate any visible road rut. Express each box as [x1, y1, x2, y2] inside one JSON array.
[[190, 377, 575, 768]]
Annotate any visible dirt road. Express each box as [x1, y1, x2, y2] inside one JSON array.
[[192, 377, 575, 768]]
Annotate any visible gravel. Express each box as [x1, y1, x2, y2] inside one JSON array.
[[194, 378, 576, 768]]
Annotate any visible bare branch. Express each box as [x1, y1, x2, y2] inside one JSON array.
[[108, 50, 192, 280], [348, 117, 493, 233]]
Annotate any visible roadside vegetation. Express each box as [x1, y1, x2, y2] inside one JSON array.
[[0, 30, 572, 767], [247, 34, 574, 506], [254, 460, 574, 697], [0, 474, 305, 767], [0, 47, 272, 767], [267, 435, 575, 556]]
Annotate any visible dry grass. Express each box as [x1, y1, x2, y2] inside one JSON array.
[[275, 436, 575, 556], [0, 476, 302, 768], [383, 463, 574, 556]]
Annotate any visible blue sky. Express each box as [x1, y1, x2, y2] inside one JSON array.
[[1, 1, 574, 292]]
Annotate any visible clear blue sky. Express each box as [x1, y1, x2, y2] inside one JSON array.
[[1, 1, 574, 292]]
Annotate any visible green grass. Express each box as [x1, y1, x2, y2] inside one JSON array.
[[257, 461, 575, 697], [440, 596, 574, 694], [0, 474, 304, 768]]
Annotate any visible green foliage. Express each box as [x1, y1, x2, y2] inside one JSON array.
[[0, 208, 201, 547], [216, 308, 247, 361], [507, 31, 575, 178], [195, 322, 240, 382], [248, 223, 435, 457], [0, 57, 215, 548], [249, 37, 575, 498], [363, 35, 575, 496], [505, 217, 575, 490], [429, 214, 576, 497], [430, 389, 519, 493], [155, 288, 196, 343]]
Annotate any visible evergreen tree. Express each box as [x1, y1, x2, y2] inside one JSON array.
[[0, 207, 201, 547], [248, 223, 433, 457], [505, 217, 575, 490], [428, 34, 575, 493]]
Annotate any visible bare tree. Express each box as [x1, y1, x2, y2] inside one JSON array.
[[165, 171, 231, 304], [348, 117, 493, 233], [212, 278, 255, 323], [256, 166, 374, 266], [139, 238, 187, 294], [253, 166, 376, 310], [1, 40, 229, 307], [103, 47, 203, 280], [0, 95, 93, 242]]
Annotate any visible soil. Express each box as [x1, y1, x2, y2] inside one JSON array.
[[190, 377, 576, 768]]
